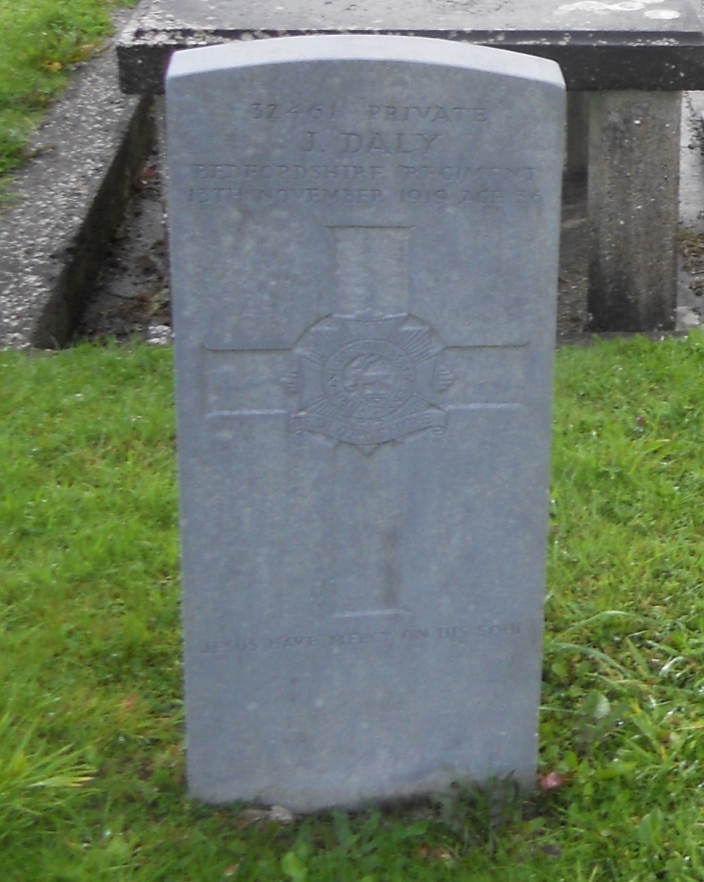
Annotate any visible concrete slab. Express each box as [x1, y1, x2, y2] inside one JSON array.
[[116, 0, 704, 94]]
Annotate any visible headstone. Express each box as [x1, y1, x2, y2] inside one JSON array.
[[166, 35, 565, 811]]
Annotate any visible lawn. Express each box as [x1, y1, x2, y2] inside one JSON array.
[[1, 334, 704, 880]]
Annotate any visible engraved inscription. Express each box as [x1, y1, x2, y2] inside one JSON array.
[[290, 312, 449, 449], [243, 102, 488, 124], [324, 338, 416, 419], [192, 162, 384, 182], [199, 623, 525, 655], [188, 187, 383, 206], [247, 102, 337, 121], [396, 165, 537, 183], [190, 163, 535, 184], [367, 105, 488, 123], [181, 96, 545, 209], [282, 224, 452, 451], [330, 131, 442, 155], [186, 160, 543, 208]]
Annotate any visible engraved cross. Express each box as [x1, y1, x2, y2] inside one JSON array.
[[201, 225, 527, 619]]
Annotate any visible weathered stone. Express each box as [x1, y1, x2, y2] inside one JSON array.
[[167, 35, 564, 811], [119, 0, 704, 94], [565, 92, 589, 178], [588, 90, 681, 330]]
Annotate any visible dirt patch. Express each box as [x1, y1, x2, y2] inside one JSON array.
[[76, 139, 171, 344]]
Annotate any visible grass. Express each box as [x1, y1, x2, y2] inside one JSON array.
[[6, 0, 700, 872], [1, 333, 704, 879], [0, 0, 134, 193]]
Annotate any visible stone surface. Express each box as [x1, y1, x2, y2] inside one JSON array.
[[565, 92, 589, 178], [167, 35, 565, 810], [588, 90, 682, 330], [119, 0, 704, 94], [0, 9, 153, 350]]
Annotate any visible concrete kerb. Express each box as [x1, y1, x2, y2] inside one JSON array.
[[0, 14, 154, 351]]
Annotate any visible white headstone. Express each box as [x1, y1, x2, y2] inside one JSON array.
[[166, 35, 565, 811]]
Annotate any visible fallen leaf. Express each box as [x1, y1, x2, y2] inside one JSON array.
[[418, 843, 457, 864], [539, 770, 567, 791], [431, 846, 457, 864], [134, 164, 159, 189]]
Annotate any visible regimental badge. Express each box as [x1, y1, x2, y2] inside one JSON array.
[[283, 313, 454, 452]]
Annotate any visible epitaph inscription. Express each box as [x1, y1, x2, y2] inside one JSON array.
[[167, 36, 564, 811], [200, 620, 526, 655]]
